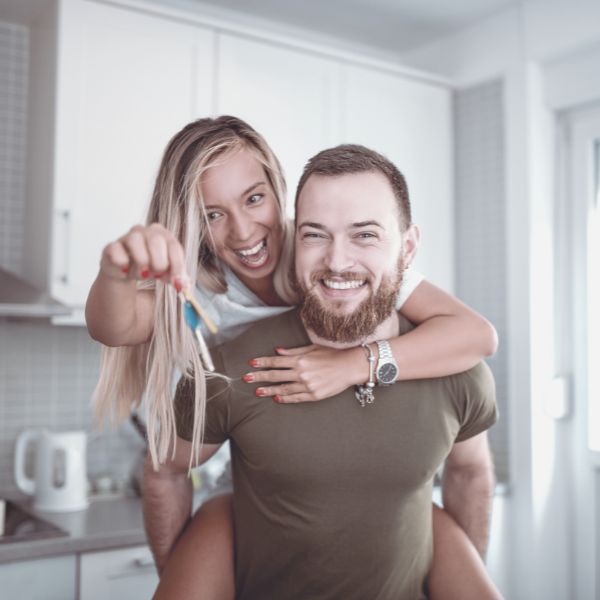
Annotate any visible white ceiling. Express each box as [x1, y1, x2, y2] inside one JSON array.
[[185, 0, 521, 54], [0, 0, 521, 55]]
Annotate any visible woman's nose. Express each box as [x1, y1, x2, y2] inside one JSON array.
[[229, 212, 253, 242]]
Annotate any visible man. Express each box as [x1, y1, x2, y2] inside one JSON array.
[[153, 144, 497, 599]]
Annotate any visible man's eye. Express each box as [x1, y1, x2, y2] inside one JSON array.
[[247, 193, 263, 205], [356, 232, 377, 239], [302, 232, 325, 240]]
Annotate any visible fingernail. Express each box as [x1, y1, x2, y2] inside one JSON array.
[[255, 388, 267, 397], [242, 374, 254, 383], [273, 394, 282, 403], [274, 347, 284, 353], [173, 278, 183, 293], [248, 359, 259, 367], [141, 268, 150, 278], [154, 272, 165, 279], [121, 266, 129, 274]]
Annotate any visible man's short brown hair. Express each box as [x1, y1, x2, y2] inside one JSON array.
[[295, 144, 412, 231]]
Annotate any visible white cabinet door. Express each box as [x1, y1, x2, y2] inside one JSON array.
[[51, 0, 215, 306], [341, 65, 453, 291], [0, 554, 76, 599], [79, 544, 158, 600], [217, 33, 343, 217]]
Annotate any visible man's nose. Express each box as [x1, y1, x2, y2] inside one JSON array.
[[323, 238, 355, 273]]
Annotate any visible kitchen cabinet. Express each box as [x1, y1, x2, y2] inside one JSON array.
[[79, 545, 158, 599], [0, 554, 77, 599], [216, 33, 343, 215], [18, 0, 453, 320], [0, 545, 157, 600], [341, 64, 454, 292], [24, 0, 215, 311], [216, 34, 453, 285]]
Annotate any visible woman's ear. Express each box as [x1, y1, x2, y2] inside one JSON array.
[[402, 224, 420, 266]]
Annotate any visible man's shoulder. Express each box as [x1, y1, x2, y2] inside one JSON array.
[[448, 361, 495, 393], [213, 308, 307, 378], [447, 362, 498, 441]]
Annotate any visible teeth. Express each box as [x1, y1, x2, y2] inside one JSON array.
[[323, 279, 365, 290], [236, 239, 265, 256]]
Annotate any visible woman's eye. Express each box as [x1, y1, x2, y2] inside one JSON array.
[[207, 211, 222, 222], [247, 193, 263, 205]]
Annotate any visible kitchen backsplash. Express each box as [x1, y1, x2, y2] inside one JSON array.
[[0, 20, 27, 275], [0, 319, 144, 494], [454, 79, 508, 483]]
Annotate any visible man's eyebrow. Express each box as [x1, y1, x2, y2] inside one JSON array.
[[298, 222, 327, 230], [298, 220, 384, 230], [351, 220, 384, 229]]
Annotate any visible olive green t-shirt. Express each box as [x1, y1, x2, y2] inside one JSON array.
[[175, 309, 497, 600]]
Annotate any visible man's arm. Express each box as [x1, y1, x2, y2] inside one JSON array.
[[142, 436, 222, 575], [441, 432, 495, 560]]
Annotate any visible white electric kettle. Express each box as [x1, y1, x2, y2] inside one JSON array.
[[14, 429, 89, 512]]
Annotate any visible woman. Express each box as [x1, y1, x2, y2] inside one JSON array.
[[86, 116, 501, 599]]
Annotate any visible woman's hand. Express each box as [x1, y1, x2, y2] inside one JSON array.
[[243, 344, 369, 403], [99, 223, 189, 289]]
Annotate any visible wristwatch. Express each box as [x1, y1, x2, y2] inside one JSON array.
[[375, 340, 399, 385]]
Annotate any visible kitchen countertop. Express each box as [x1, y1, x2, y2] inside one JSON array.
[[0, 493, 148, 564]]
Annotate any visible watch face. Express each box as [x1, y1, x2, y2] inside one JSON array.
[[378, 362, 398, 384]]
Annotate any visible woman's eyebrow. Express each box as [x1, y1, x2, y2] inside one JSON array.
[[239, 181, 267, 198], [204, 182, 267, 210]]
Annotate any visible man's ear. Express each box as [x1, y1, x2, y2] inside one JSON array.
[[402, 224, 420, 266]]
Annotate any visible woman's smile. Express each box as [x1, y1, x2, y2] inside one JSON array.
[[232, 237, 269, 268]]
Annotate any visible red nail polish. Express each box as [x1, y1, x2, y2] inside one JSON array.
[[248, 359, 259, 367], [173, 279, 183, 293], [242, 374, 254, 383], [255, 388, 266, 397], [141, 269, 150, 278], [273, 394, 282, 403], [154, 272, 165, 279], [121, 266, 129, 274]]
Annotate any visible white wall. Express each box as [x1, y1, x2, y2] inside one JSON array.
[[400, 2, 600, 598]]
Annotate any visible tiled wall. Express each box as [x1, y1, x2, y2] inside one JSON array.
[[0, 321, 145, 494], [0, 21, 143, 495], [454, 79, 509, 483], [0, 21, 27, 274]]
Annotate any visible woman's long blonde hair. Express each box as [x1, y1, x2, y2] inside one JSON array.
[[92, 116, 296, 469]]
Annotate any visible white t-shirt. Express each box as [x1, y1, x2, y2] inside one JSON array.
[[195, 265, 425, 345]]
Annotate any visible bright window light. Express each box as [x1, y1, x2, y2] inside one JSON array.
[[588, 141, 600, 451]]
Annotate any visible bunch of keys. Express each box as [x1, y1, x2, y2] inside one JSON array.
[[178, 288, 218, 372]]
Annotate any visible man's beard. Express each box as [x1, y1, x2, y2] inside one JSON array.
[[294, 259, 405, 343]]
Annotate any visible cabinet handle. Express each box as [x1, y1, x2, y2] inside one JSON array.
[[105, 555, 156, 579], [132, 556, 155, 569], [57, 209, 71, 285]]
